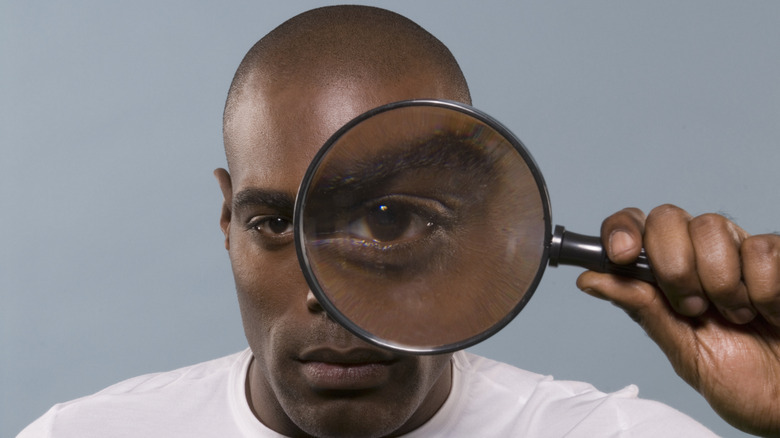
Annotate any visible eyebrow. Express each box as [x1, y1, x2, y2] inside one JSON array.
[[311, 130, 503, 196], [232, 188, 295, 213]]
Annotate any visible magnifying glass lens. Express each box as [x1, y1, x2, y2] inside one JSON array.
[[296, 101, 551, 353]]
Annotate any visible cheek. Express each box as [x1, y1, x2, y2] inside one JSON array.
[[228, 230, 309, 348]]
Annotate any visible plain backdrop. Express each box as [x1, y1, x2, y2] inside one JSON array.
[[2, 1, 779, 437]]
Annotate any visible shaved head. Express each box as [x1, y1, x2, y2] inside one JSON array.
[[223, 5, 471, 171], [216, 6, 468, 436]]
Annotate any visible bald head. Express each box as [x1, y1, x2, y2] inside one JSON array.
[[217, 8, 465, 435], [223, 5, 471, 171]]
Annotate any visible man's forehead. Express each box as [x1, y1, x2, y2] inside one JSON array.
[[226, 83, 373, 190], [226, 74, 453, 191]]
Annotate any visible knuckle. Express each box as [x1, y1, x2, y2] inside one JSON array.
[[621, 207, 645, 221], [600, 214, 621, 232], [742, 235, 780, 315], [689, 213, 728, 232], [689, 213, 740, 246], [647, 204, 688, 225], [655, 259, 696, 286], [705, 277, 742, 299], [600, 207, 645, 235], [742, 235, 780, 261], [750, 290, 778, 308], [649, 203, 682, 217]]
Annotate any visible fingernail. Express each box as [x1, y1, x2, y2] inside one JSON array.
[[609, 230, 635, 257], [724, 307, 756, 324], [679, 296, 708, 316]]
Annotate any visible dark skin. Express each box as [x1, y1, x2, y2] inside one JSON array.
[[217, 74, 780, 435], [217, 79, 780, 436], [216, 71, 465, 437], [581, 205, 780, 437], [214, 7, 779, 434]]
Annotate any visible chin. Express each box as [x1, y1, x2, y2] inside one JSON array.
[[289, 400, 411, 438]]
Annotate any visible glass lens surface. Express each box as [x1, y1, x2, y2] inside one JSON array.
[[297, 101, 549, 352]]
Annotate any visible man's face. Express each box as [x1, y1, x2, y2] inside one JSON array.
[[219, 74, 458, 437]]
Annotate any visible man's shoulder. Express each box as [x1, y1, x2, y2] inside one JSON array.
[[454, 350, 637, 401], [18, 349, 253, 438], [88, 349, 248, 397], [422, 351, 719, 437]]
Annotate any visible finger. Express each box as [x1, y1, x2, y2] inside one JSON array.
[[577, 271, 656, 323], [742, 234, 780, 327], [600, 207, 646, 264], [645, 204, 708, 317], [689, 213, 755, 324], [576, 271, 695, 378]]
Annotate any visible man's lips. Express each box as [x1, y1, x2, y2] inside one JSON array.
[[297, 347, 397, 391], [299, 347, 396, 364]]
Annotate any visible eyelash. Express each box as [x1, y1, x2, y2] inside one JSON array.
[[302, 195, 456, 273]]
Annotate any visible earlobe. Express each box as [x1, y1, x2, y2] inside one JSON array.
[[214, 168, 233, 250]]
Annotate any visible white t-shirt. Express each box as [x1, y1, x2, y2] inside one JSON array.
[[19, 349, 718, 437]]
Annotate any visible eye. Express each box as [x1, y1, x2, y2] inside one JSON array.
[[345, 200, 433, 244], [303, 194, 457, 275], [248, 216, 294, 242]]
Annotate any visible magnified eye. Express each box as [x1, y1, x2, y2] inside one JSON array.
[[345, 200, 433, 244], [304, 194, 457, 275]]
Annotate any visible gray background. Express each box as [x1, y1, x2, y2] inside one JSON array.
[[2, 1, 778, 437]]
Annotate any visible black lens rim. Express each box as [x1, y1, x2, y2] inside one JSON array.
[[294, 99, 552, 354]]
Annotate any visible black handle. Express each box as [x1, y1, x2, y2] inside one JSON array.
[[549, 225, 656, 285]]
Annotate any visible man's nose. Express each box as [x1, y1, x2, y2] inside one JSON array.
[[306, 289, 325, 313]]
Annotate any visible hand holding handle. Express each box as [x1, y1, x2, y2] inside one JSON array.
[[549, 225, 655, 284]]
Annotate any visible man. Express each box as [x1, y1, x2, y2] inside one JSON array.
[[19, 5, 780, 437]]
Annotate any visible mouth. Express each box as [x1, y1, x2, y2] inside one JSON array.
[[298, 347, 398, 391]]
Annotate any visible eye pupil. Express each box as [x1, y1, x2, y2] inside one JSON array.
[[268, 217, 290, 234], [366, 203, 411, 242]]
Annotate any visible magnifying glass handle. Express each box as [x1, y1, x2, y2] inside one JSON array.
[[549, 225, 656, 285]]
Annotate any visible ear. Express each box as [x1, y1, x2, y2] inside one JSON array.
[[214, 168, 233, 250]]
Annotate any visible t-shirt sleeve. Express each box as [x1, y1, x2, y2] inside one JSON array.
[[17, 407, 55, 438], [523, 382, 719, 437]]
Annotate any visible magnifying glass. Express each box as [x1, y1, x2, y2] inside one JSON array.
[[294, 100, 653, 354]]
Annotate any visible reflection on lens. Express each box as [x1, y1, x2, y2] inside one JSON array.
[[296, 101, 550, 353]]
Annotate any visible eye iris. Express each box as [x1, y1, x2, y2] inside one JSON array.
[[366, 204, 411, 242], [268, 217, 290, 234]]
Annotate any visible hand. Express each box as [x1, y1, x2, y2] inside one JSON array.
[[577, 204, 780, 437]]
